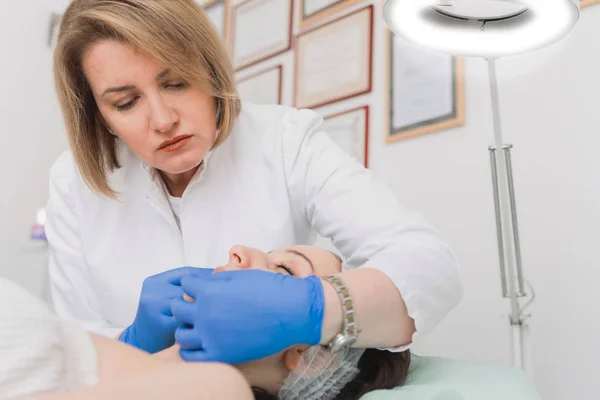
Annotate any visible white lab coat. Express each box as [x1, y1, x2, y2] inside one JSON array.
[[46, 102, 462, 351]]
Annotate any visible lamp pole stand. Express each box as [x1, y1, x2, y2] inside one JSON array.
[[383, 0, 578, 384], [486, 58, 534, 377]]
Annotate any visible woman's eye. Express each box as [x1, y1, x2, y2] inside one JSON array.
[[275, 264, 294, 276], [165, 82, 187, 90], [116, 97, 137, 112]]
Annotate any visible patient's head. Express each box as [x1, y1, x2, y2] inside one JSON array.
[[214, 244, 342, 278], [215, 245, 411, 400]]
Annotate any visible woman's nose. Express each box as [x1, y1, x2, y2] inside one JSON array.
[[149, 95, 178, 133], [229, 245, 252, 269]]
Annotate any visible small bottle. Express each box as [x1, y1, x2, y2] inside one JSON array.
[[28, 208, 52, 307], [30, 208, 47, 242]]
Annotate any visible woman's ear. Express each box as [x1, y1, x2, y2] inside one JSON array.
[[283, 345, 311, 372]]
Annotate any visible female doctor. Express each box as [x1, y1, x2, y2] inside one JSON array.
[[46, 0, 462, 365]]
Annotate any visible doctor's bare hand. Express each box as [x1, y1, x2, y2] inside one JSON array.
[[118, 266, 213, 353]]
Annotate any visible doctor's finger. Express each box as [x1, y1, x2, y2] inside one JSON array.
[[187, 267, 218, 279], [179, 348, 213, 363], [180, 274, 216, 299], [175, 326, 203, 350], [163, 284, 185, 300], [180, 273, 233, 300], [170, 297, 196, 324], [164, 267, 213, 285]]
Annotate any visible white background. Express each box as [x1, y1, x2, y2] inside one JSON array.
[[1, 1, 599, 399]]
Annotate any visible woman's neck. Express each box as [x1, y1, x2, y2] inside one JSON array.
[[159, 165, 200, 198]]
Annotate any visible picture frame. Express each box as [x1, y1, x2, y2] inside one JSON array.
[[237, 65, 283, 105], [322, 106, 370, 167], [298, 0, 363, 29], [202, 0, 231, 45], [230, 0, 293, 71], [384, 29, 465, 143], [294, 5, 373, 109]]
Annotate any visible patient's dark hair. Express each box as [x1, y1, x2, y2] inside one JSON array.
[[252, 349, 411, 400]]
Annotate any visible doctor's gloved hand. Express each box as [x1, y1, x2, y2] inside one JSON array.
[[118, 267, 213, 353], [171, 269, 325, 365]]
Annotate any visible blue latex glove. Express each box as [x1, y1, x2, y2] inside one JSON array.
[[118, 267, 212, 353], [171, 269, 325, 364]]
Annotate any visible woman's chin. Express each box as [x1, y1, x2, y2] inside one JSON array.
[[157, 154, 204, 176]]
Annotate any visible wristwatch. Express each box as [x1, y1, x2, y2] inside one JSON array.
[[323, 275, 358, 353]]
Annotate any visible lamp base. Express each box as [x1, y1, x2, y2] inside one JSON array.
[[434, 0, 527, 22]]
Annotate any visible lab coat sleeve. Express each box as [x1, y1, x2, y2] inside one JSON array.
[[45, 152, 123, 338], [281, 109, 463, 351]]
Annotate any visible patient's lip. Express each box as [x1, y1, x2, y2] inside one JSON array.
[[183, 293, 195, 303]]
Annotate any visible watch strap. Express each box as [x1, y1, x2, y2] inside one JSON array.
[[323, 275, 358, 351]]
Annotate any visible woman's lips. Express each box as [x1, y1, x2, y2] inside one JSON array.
[[158, 135, 192, 152]]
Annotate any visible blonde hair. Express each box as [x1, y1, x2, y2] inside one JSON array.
[[53, 0, 241, 197]]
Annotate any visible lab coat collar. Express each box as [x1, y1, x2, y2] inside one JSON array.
[[136, 150, 211, 237]]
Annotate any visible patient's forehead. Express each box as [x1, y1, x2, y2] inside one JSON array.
[[289, 245, 342, 277]]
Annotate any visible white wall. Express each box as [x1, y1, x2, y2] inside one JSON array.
[[385, 25, 600, 400], [371, 10, 600, 400], [0, 0, 69, 297], [237, 1, 600, 399]]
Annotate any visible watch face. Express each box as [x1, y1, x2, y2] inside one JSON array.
[[340, 336, 357, 347]]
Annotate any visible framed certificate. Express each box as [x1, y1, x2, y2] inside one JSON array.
[[294, 5, 373, 109], [581, 0, 600, 7], [298, 0, 363, 29], [203, 0, 230, 43], [322, 106, 369, 167], [237, 65, 283, 105], [230, 0, 293, 71], [385, 29, 465, 143]]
